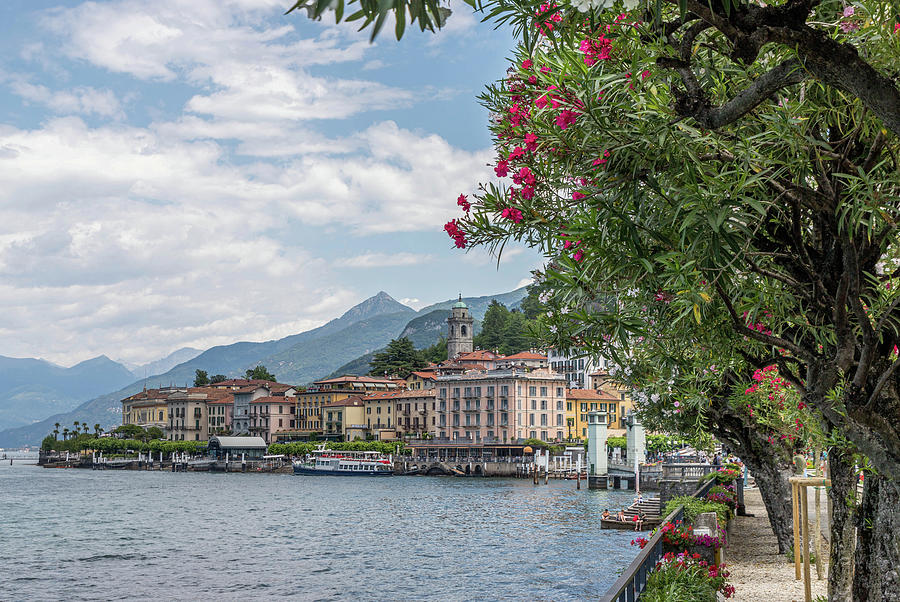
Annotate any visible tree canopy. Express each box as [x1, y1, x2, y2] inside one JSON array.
[[193, 369, 209, 386], [292, 2, 900, 596], [245, 365, 276, 381], [368, 337, 427, 377]]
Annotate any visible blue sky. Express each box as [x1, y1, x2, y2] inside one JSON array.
[[0, 0, 542, 366]]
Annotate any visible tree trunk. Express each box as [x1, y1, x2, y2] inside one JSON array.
[[705, 405, 795, 553], [741, 451, 795, 554], [852, 473, 900, 600], [827, 446, 856, 602]]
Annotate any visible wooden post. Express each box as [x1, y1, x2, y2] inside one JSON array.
[[801, 486, 811, 602], [814, 448, 824, 581], [792, 481, 802, 580]]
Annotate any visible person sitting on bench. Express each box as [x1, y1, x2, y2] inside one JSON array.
[[616, 509, 626, 522]]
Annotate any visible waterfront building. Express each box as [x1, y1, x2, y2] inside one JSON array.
[[166, 389, 213, 441], [406, 369, 438, 391], [435, 367, 566, 443], [207, 397, 233, 436], [230, 382, 296, 435], [496, 351, 549, 370], [322, 396, 367, 441], [566, 388, 625, 440], [588, 371, 635, 430], [447, 296, 474, 359], [248, 396, 297, 443], [207, 435, 267, 461], [121, 387, 180, 429], [363, 389, 436, 439], [548, 349, 606, 389], [362, 391, 397, 439], [453, 350, 502, 370], [294, 375, 400, 437]]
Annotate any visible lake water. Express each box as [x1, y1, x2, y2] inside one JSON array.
[[0, 464, 640, 600]]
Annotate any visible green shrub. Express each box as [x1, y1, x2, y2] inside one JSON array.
[[663, 496, 732, 526], [606, 436, 626, 449], [641, 555, 733, 601]]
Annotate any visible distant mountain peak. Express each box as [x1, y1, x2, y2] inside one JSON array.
[[338, 292, 415, 323]]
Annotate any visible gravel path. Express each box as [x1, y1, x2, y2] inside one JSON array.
[[726, 488, 828, 601]]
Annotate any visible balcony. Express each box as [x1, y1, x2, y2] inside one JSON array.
[[462, 406, 480, 412]]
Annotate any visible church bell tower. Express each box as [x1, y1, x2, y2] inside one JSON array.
[[447, 295, 474, 359]]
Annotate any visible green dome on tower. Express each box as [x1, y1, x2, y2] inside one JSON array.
[[452, 294, 467, 309]]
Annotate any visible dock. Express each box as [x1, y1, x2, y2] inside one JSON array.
[[601, 496, 662, 531]]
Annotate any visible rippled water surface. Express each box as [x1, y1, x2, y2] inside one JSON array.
[[1, 464, 640, 600]]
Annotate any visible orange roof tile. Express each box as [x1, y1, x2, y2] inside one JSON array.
[[250, 396, 296, 404], [322, 395, 366, 408], [503, 351, 547, 360], [361, 389, 436, 401], [456, 350, 501, 361], [566, 388, 621, 401]]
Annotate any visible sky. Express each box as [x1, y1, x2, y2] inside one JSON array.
[[0, 0, 542, 367]]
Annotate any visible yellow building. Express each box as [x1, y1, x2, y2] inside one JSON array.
[[294, 375, 400, 436], [566, 388, 625, 441], [121, 388, 177, 430], [588, 371, 636, 431], [405, 370, 438, 391], [322, 397, 368, 441]]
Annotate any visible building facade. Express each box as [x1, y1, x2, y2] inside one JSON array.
[[166, 390, 211, 441], [295, 376, 400, 436], [248, 396, 297, 443], [548, 349, 606, 389], [121, 388, 179, 429], [322, 397, 367, 441], [566, 388, 625, 440], [207, 398, 233, 436], [435, 368, 567, 443]]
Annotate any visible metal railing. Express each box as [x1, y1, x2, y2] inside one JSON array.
[[601, 478, 716, 602]]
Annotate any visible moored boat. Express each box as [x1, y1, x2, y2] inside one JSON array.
[[292, 447, 394, 476]]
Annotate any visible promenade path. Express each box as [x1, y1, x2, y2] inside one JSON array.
[[727, 488, 828, 601]]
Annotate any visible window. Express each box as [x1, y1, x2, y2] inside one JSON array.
[[540, 414, 547, 426], [529, 414, 535, 426], [557, 430, 563, 440], [487, 386, 494, 396], [557, 400, 564, 411], [474, 386, 481, 397], [531, 400, 537, 410], [541, 430, 548, 440], [278, 419, 283, 427], [439, 388, 447, 398], [600, 403, 607, 412], [529, 386, 537, 396], [590, 403, 597, 411], [453, 388, 460, 398], [540, 386, 547, 397], [541, 400, 547, 410], [556, 387, 564, 397], [530, 430, 537, 439], [581, 402, 588, 412], [556, 414, 564, 426], [501, 385, 508, 396]]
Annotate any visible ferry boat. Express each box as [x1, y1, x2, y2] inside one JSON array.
[[292, 447, 394, 476]]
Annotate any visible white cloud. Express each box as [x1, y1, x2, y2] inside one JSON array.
[[336, 252, 434, 268], [11, 81, 124, 119], [399, 297, 421, 309], [515, 277, 534, 289]]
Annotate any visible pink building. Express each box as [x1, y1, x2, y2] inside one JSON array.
[[435, 367, 567, 443], [248, 396, 297, 444], [207, 397, 233, 436]]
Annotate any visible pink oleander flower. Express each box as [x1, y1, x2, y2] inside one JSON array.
[[641, 69, 651, 80], [540, 66, 551, 74], [508, 146, 525, 160], [556, 109, 578, 130], [443, 219, 467, 248], [528, 75, 537, 85], [520, 185, 535, 200], [521, 59, 533, 69], [572, 191, 586, 201], [524, 132, 539, 151], [494, 160, 509, 178], [501, 207, 524, 223], [457, 193, 470, 212], [512, 166, 535, 186], [573, 250, 584, 262], [895, 23, 900, 32]]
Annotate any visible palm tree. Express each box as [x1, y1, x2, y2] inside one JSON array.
[[94, 424, 101, 437], [62, 428, 69, 441], [53, 422, 60, 440]]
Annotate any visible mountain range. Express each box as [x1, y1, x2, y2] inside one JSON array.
[[0, 288, 528, 447]]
